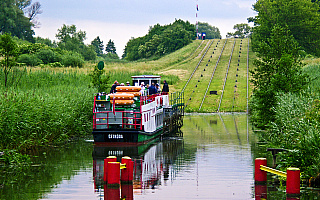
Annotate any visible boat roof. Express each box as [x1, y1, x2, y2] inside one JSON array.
[[131, 75, 161, 79]]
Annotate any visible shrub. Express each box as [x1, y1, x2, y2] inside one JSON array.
[[17, 54, 42, 66], [61, 53, 84, 68], [36, 49, 55, 64]]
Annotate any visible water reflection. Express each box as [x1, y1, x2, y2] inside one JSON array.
[[1, 114, 320, 199], [92, 137, 184, 199]]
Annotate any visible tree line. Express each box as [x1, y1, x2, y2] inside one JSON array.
[[123, 19, 196, 61]]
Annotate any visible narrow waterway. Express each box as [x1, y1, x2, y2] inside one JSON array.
[[1, 114, 320, 199]]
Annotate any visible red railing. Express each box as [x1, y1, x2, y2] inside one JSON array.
[[93, 92, 169, 130]]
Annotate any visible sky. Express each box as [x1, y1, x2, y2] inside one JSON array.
[[33, 0, 257, 56]]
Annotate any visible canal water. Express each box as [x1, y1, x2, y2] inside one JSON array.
[[1, 114, 320, 199]]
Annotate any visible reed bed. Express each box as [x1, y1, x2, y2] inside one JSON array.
[[0, 69, 95, 152]]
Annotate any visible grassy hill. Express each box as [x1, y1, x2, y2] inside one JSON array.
[[103, 38, 253, 113]]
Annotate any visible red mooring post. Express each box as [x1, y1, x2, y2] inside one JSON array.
[[255, 158, 267, 182], [107, 162, 120, 187], [286, 167, 300, 196], [121, 156, 134, 183], [104, 156, 117, 182]]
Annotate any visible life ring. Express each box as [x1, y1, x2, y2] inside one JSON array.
[[108, 93, 134, 100], [110, 100, 134, 105], [116, 86, 141, 92]]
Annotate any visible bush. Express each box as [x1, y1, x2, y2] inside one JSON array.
[[36, 49, 55, 64], [61, 53, 84, 68], [17, 54, 42, 66]]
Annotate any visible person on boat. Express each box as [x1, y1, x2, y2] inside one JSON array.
[[149, 82, 157, 95], [126, 81, 130, 86], [110, 81, 118, 93], [156, 83, 161, 93], [162, 80, 169, 94], [140, 82, 146, 95], [120, 83, 125, 86]]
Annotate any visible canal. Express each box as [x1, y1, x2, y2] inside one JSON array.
[[1, 114, 320, 199]]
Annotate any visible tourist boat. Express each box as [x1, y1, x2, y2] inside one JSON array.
[[92, 75, 184, 144]]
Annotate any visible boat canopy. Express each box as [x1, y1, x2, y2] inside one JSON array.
[[131, 75, 161, 87]]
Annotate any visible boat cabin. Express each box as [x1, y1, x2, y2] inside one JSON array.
[[131, 75, 161, 87]]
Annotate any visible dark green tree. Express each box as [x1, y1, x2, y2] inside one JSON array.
[[0, 33, 18, 87], [123, 19, 195, 60], [0, 0, 34, 42], [197, 22, 221, 39], [250, 25, 308, 128], [91, 36, 104, 56], [250, 0, 320, 56], [105, 39, 117, 54]]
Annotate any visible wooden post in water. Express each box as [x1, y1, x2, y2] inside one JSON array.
[[255, 158, 267, 182]]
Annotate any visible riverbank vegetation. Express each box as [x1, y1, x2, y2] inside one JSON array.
[[249, 0, 320, 180]]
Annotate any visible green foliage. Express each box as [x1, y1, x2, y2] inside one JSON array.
[[36, 49, 55, 64], [0, 33, 19, 87], [17, 54, 42, 66], [227, 23, 251, 38], [0, 69, 95, 151], [123, 19, 195, 61], [250, 0, 320, 56], [61, 53, 84, 68], [250, 25, 308, 128], [0, 0, 34, 42], [105, 39, 117, 55], [55, 24, 97, 61], [255, 64, 320, 179], [91, 36, 104, 56], [89, 63, 110, 92], [197, 22, 221, 39]]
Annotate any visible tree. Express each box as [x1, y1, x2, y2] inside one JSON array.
[[0, 33, 18, 87], [105, 39, 117, 55], [123, 19, 195, 60], [55, 24, 96, 61], [89, 63, 110, 92], [0, 0, 34, 42], [25, 1, 42, 27], [56, 24, 86, 45], [197, 22, 221, 39], [250, 25, 308, 128], [91, 36, 104, 56], [250, 0, 320, 56], [227, 23, 251, 38]]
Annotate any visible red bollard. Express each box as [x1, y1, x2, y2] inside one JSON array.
[[104, 156, 117, 182], [286, 167, 300, 196], [107, 162, 120, 187], [255, 158, 267, 182], [121, 156, 134, 183], [121, 184, 133, 200]]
